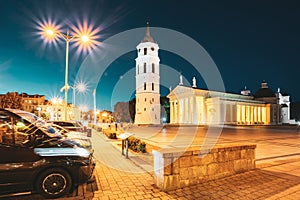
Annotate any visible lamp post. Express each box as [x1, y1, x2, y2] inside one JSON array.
[[40, 20, 99, 120], [49, 30, 83, 120], [60, 81, 87, 107], [93, 89, 97, 125]]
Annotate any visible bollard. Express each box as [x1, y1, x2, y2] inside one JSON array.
[[125, 138, 129, 159]]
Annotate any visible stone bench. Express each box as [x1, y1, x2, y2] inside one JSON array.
[[152, 144, 256, 191]]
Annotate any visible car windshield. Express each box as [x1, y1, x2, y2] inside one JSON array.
[[15, 111, 61, 138]]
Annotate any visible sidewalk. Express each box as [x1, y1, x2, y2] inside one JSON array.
[[87, 130, 300, 200]]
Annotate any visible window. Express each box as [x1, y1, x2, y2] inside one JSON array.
[[152, 98, 154, 102], [144, 108, 146, 111], [137, 65, 139, 74], [151, 47, 154, 51], [152, 108, 154, 111], [152, 63, 155, 73], [145, 98, 147, 102], [144, 82, 146, 90], [144, 63, 146, 73], [144, 48, 147, 55], [152, 83, 154, 91], [138, 49, 141, 52]]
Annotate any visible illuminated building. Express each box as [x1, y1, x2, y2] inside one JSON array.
[[168, 80, 289, 125], [134, 22, 161, 124]]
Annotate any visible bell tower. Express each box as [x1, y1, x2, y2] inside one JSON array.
[[134, 22, 161, 124]]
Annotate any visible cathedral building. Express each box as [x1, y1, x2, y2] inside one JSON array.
[[134, 22, 161, 124], [168, 79, 293, 125], [134, 23, 294, 126]]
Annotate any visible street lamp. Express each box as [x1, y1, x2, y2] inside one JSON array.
[[47, 30, 88, 120], [93, 89, 97, 125], [60, 81, 87, 107], [39, 20, 100, 120]]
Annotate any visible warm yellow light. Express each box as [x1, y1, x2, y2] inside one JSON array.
[[71, 20, 101, 54], [39, 20, 60, 42], [81, 35, 89, 42], [46, 29, 54, 36]]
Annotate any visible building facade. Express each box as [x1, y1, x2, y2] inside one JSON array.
[[0, 92, 45, 116], [168, 81, 283, 125], [20, 93, 45, 114], [134, 22, 161, 124]]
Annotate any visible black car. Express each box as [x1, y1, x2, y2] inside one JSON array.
[[0, 109, 95, 199]]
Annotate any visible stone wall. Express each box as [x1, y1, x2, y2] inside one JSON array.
[[152, 144, 256, 191]]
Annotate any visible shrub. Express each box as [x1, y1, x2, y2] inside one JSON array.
[[128, 137, 146, 153], [102, 129, 117, 139]]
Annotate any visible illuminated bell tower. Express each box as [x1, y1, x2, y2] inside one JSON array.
[[134, 22, 161, 124]]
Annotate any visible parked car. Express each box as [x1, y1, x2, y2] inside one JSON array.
[[0, 108, 95, 199], [50, 121, 84, 132], [50, 123, 93, 152]]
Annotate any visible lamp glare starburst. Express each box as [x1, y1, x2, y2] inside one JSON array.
[[37, 20, 62, 44], [71, 20, 101, 55]]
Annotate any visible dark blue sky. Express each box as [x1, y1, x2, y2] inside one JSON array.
[[0, 0, 300, 110]]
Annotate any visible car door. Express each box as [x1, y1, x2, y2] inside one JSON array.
[[0, 112, 41, 194]]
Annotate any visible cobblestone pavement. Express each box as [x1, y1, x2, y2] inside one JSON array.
[[6, 128, 300, 199]]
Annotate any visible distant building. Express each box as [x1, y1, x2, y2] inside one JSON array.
[[168, 79, 289, 125], [39, 100, 79, 121], [98, 110, 114, 123], [20, 93, 45, 114], [134, 22, 161, 124], [0, 92, 45, 116]]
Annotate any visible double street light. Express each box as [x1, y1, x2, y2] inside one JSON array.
[[39, 20, 99, 120]]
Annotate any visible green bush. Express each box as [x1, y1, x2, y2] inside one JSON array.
[[128, 137, 146, 153], [102, 129, 117, 139]]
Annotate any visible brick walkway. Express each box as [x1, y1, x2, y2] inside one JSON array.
[[7, 129, 300, 199]]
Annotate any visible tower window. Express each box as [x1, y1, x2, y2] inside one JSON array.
[[138, 49, 141, 52], [152, 63, 155, 73], [144, 82, 146, 90], [144, 63, 146, 73], [144, 108, 146, 111], [144, 48, 147, 55], [145, 98, 147, 102], [152, 83, 154, 91], [152, 98, 154, 102], [151, 47, 154, 51]]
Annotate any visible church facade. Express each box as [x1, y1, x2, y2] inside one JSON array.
[[168, 80, 291, 125]]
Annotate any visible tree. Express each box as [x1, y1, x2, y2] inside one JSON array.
[[113, 96, 170, 123], [160, 96, 170, 123], [113, 102, 132, 122], [129, 98, 136, 122], [0, 92, 22, 109]]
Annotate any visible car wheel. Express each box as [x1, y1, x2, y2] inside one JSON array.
[[36, 168, 72, 199]]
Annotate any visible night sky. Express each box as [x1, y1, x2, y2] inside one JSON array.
[[0, 0, 300, 111]]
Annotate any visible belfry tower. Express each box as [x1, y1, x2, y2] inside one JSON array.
[[134, 22, 161, 124]]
